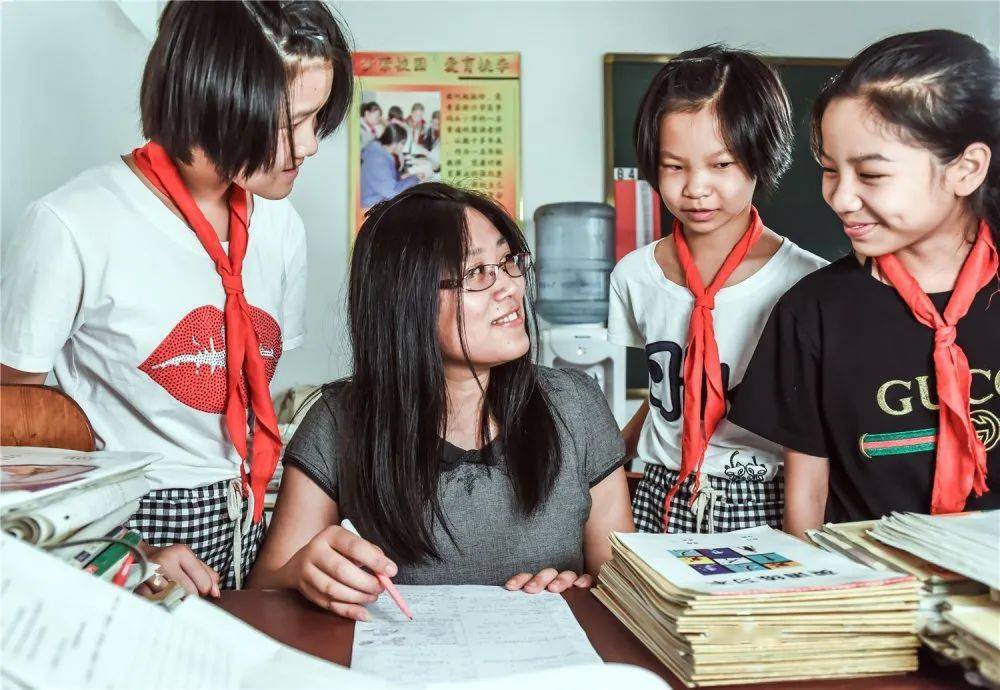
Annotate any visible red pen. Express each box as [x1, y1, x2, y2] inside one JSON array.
[[341, 519, 413, 620], [112, 553, 135, 587]]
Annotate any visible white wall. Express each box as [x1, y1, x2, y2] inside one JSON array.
[[3, 1, 997, 392]]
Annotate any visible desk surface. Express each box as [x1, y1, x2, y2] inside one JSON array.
[[216, 589, 968, 689]]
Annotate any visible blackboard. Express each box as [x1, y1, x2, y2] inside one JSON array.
[[603, 54, 849, 390]]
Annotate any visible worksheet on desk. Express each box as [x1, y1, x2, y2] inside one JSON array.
[[351, 585, 602, 683]]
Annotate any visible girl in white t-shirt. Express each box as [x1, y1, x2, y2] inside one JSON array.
[[608, 45, 826, 534], [0, 2, 352, 594]]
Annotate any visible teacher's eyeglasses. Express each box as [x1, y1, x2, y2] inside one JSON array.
[[440, 252, 533, 292]]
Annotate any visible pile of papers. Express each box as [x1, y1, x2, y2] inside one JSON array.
[[594, 526, 921, 687], [942, 595, 1000, 688], [806, 519, 986, 635], [866, 511, 1000, 686], [1, 447, 160, 589], [868, 511, 999, 591], [1, 535, 670, 690]]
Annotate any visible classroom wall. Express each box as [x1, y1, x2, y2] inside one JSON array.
[[2, 1, 997, 393]]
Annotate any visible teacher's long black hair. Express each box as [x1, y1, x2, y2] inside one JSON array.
[[341, 183, 562, 564]]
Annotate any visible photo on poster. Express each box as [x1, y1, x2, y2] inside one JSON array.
[[358, 90, 443, 209]]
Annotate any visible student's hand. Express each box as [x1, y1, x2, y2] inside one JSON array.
[[279, 525, 398, 621], [141, 543, 220, 598], [505, 569, 593, 594]]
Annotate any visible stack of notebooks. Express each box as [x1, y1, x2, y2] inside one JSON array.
[[594, 526, 921, 687], [1, 446, 162, 591]]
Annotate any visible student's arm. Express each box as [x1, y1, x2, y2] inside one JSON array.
[[622, 400, 649, 459], [783, 449, 829, 540], [0, 365, 47, 385], [247, 465, 397, 621]]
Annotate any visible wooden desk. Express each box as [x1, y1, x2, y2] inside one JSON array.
[[216, 589, 968, 689]]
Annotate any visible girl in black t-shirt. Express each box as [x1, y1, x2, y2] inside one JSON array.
[[730, 30, 1000, 538]]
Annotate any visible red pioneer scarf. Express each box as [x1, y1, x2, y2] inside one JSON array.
[[874, 220, 996, 514], [665, 207, 764, 528], [132, 141, 281, 522]]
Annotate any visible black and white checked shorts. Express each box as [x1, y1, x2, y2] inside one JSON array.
[[632, 463, 784, 534], [126, 478, 266, 589]]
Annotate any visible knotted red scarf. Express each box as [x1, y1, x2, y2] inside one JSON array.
[[665, 207, 764, 528], [132, 141, 282, 522], [874, 220, 996, 514]]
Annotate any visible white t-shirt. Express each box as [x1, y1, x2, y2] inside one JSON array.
[[1, 159, 307, 490], [608, 237, 827, 481]]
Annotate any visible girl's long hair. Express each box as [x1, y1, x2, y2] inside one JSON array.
[[811, 30, 1000, 244], [340, 183, 562, 564]]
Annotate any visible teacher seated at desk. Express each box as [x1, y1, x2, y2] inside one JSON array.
[[359, 122, 422, 207], [248, 183, 634, 620]]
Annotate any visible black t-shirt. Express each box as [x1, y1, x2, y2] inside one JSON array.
[[729, 255, 1000, 522]]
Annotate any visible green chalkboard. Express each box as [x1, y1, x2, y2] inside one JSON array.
[[603, 54, 849, 390]]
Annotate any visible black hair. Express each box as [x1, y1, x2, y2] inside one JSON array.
[[633, 44, 793, 195], [378, 122, 409, 147], [387, 106, 404, 121], [411, 103, 425, 113], [811, 30, 1000, 243], [341, 182, 561, 564], [141, 1, 353, 181], [360, 101, 382, 116]]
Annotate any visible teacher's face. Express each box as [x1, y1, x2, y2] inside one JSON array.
[[437, 208, 529, 374]]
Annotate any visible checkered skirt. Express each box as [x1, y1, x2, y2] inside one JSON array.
[[633, 463, 784, 534], [126, 478, 266, 589]]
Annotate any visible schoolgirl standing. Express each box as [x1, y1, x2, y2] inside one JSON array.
[[608, 45, 827, 534], [731, 30, 1000, 537], [1, 1, 353, 592]]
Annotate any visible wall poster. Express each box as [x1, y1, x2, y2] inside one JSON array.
[[349, 52, 522, 235]]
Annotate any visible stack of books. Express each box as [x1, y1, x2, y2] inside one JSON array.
[[594, 526, 921, 687], [1, 446, 161, 590]]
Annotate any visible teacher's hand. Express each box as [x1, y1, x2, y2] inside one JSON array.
[[279, 525, 397, 621], [505, 568, 592, 594]]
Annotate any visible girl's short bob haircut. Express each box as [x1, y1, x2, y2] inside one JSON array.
[[140, 1, 353, 180], [633, 44, 794, 194]]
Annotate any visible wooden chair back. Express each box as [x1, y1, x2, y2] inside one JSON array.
[[1, 384, 96, 452]]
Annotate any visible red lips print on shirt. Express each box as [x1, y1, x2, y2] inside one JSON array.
[[139, 305, 282, 414]]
